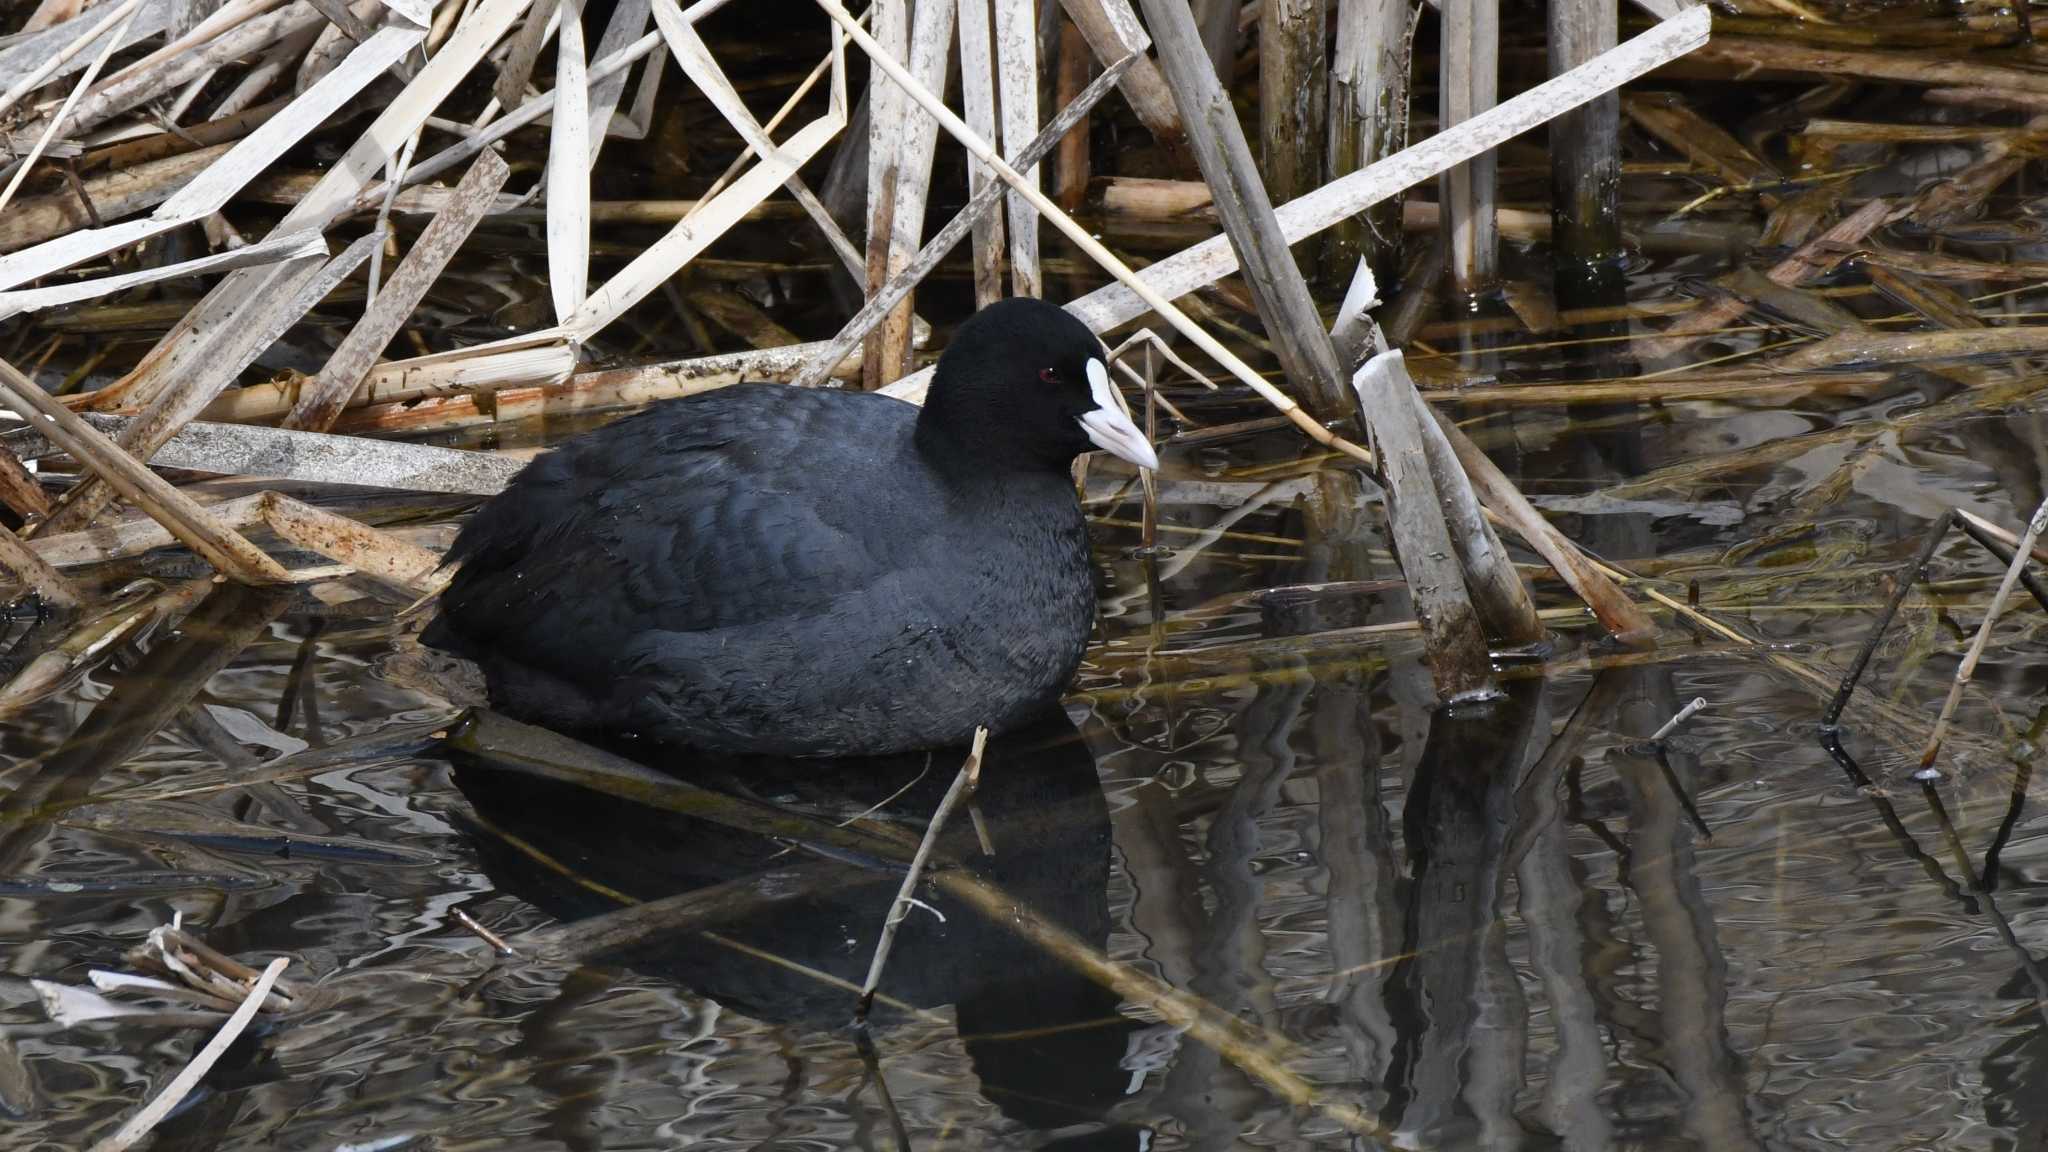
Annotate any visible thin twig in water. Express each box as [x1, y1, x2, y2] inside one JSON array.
[[1823, 510, 1952, 730], [452, 908, 515, 956], [1918, 495, 2048, 779], [853, 726, 986, 1025]]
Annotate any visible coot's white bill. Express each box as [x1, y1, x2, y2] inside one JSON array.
[[1078, 357, 1159, 471]]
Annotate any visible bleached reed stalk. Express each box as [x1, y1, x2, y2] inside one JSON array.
[[1917, 494, 2048, 778], [0, 0, 141, 218]]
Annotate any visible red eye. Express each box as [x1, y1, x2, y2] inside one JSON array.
[[1039, 368, 1059, 384]]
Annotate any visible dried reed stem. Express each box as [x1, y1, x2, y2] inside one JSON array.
[[1352, 350, 1494, 701], [1822, 510, 1952, 730], [1916, 495, 2048, 777], [854, 726, 986, 1024], [284, 150, 511, 431], [820, 0, 1372, 463], [86, 957, 290, 1152], [1438, 0, 1498, 294], [1139, 0, 1350, 417], [0, 524, 79, 611], [0, 356, 289, 583], [792, 49, 1135, 390]]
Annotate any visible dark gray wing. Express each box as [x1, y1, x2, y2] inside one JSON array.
[[425, 385, 920, 687]]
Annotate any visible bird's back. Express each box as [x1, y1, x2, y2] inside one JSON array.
[[424, 384, 1093, 754]]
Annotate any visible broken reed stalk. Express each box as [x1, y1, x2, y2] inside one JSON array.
[[1053, 0, 1187, 159], [1351, 351, 1494, 700], [1401, 365, 1543, 646], [283, 150, 512, 431], [37, 232, 384, 536], [854, 725, 986, 1024], [0, 523, 79, 611], [992, 0, 1041, 296], [1137, 0, 1351, 418], [1916, 494, 2048, 778], [255, 493, 447, 596], [863, 0, 908, 353], [7, 483, 446, 596], [1822, 509, 1952, 729], [956, 0, 1006, 307], [85, 956, 290, 1152], [0, 356, 290, 584], [1651, 696, 1707, 743], [794, 53, 1135, 389], [1427, 408, 1657, 642]]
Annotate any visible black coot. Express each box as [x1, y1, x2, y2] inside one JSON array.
[[422, 298, 1158, 756]]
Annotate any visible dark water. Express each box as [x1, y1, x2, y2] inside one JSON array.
[[7, 355, 2048, 1148]]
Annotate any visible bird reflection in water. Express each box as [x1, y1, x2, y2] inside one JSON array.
[[450, 707, 1146, 1149]]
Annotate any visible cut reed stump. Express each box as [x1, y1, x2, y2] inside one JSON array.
[[1353, 350, 1495, 702], [957, 0, 1007, 307], [994, 0, 1042, 298], [1325, 0, 1413, 282], [1440, 0, 1500, 297], [1548, 0, 1623, 298], [1260, 0, 1327, 207]]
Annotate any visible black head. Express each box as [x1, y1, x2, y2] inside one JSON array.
[[916, 298, 1158, 474]]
